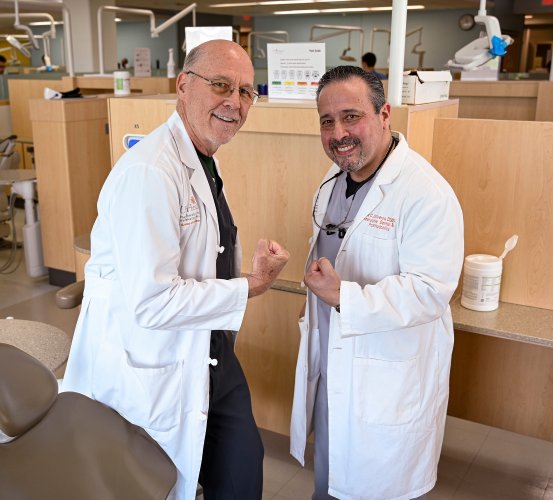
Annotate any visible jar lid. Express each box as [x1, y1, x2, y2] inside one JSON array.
[[464, 254, 502, 271]]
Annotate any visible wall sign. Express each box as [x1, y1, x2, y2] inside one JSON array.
[[267, 43, 325, 100]]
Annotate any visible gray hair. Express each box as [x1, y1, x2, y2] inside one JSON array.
[[182, 44, 206, 72], [316, 65, 386, 114]]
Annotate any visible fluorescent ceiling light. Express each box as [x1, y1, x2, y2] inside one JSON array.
[[210, 0, 424, 10], [274, 8, 320, 14], [28, 21, 63, 26], [210, 1, 256, 5], [275, 4, 424, 14], [370, 5, 424, 9], [319, 7, 370, 12], [210, 0, 343, 5]]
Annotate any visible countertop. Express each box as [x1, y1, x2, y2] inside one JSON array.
[[450, 295, 553, 348], [271, 279, 553, 348]]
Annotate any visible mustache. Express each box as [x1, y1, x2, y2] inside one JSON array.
[[329, 137, 361, 149]]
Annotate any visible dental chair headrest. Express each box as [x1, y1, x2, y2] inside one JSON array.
[[0, 343, 58, 438]]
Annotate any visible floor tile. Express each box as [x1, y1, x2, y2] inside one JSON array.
[[486, 427, 553, 477], [427, 473, 462, 500], [263, 454, 303, 494], [453, 477, 545, 500], [261, 428, 294, 462], [543, 478, 553, 500], [446, 416, 492, 436], [440, 418, 489, 480], [275, 467, 314, 500], [465, 431, 553, 490], [0, 288, 80, 338], [0, 249, 56, 309]]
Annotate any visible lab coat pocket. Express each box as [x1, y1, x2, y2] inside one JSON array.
[[352, 356, 420, 425], [92, 352, 183, 432], [345, 231, 398, 283]]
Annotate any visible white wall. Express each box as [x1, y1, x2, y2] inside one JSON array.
[[28, 8, 490, 76], [116, 21, 179, 72], [252, 9, 478, 73], [30, 20, 179, 74]]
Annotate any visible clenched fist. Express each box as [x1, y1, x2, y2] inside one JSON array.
[[304, 257, 341, 307], [247, 239, 290, 298]]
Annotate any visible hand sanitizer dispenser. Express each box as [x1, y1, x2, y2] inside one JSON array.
[[167, 48, 176, 78]]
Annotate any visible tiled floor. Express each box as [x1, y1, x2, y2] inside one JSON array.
[[2, 244, 553, 500]]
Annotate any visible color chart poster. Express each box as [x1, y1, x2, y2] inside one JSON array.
[[267, 43, 325, 100]]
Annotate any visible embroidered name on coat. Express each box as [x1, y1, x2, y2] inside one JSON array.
[[364, 213, 396, 232], [180, 194, 201, 227]]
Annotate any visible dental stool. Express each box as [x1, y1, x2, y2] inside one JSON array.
[[0, 343, 177, 499]]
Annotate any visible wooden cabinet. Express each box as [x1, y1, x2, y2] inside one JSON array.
[[449, 80, 553, 121], [108, 94, 176, 166], [433, 117, 553, 440], [30, 97, 111, 275]]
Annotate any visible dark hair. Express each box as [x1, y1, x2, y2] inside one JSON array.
[[362, 52, 377, 68], [0, 55, 6, 63], [316, 65, 386, 113]]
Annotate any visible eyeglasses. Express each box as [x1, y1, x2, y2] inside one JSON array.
[[186, 70, 259, 105], [312, 171, 354, 239]]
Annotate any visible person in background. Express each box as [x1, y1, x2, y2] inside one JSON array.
[[290, 65, 464, 499], [361, 51, 387, 80], [0, 55, 7, 74], [62, 40, 290, 500]]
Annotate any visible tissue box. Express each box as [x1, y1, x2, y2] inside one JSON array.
[[402, 70, 452, 105]]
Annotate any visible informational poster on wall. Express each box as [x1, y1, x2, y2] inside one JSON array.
[[133, 48, 151, 77], [185, 27, 233, 54], [267, 43, 325, 100]]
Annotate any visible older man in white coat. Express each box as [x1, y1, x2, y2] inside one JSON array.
[[62, 40, 289, 500], [290, 66, 464, 500]]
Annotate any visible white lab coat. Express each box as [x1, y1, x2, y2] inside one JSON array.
[[62, 111, 249, 500], [290, 134, 464, 500]]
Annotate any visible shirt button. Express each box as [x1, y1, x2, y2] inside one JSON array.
[[217, 246, 225, 253], [208, 358, 218, 366]]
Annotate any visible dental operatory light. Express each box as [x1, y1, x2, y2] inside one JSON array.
[[310, 25, 364, 63], [247, 31, 288, 60], [447, 0, 512, 71], [339, 32, 356, 62], [6, 35, 31, 58], [97, 3, 196, 74]]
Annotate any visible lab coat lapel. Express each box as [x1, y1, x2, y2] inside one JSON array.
[[167, 111, 218, 223], [339, 133, 407, 250]]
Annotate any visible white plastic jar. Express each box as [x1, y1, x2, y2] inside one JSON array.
[[461, 254, 503, 311], [113, 71, 130, 96]]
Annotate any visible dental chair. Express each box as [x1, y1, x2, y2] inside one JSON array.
[[0, 135, 20, 241], [0, 135, 20, 171], [0, 343, 177, 499]]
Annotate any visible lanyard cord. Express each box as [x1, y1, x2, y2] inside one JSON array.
[[312, 135, 397, 232]]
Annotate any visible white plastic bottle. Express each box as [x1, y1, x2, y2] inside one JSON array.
[[167, 48, 176, 78]]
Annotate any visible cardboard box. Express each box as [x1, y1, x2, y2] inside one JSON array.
[[402, 70, 452, 105]]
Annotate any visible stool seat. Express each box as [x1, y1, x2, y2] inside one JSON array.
[[0, 319, 70, 371]]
